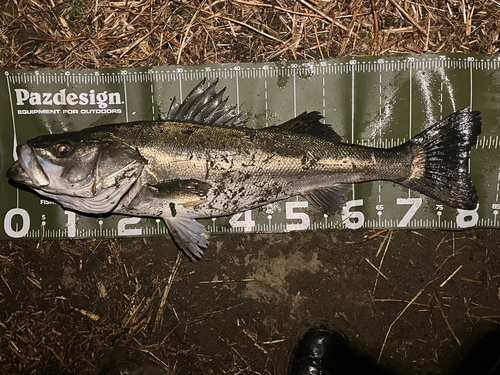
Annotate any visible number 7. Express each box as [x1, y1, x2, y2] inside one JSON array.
[[397, 198, 422, 227]]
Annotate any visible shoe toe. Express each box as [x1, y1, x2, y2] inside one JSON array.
[[288, 328, 349, 375]]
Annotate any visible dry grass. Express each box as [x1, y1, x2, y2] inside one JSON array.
[[1, 0, 499, 69]]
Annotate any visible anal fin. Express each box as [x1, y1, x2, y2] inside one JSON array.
[[164, 217, 209, 261], [303, 184, 351, 213]]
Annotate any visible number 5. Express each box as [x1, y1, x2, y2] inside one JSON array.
[[286, 201, 310, 231]]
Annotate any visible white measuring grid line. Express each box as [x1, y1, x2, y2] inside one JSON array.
[[351, 61, 355, 200], [5, 74, 21, 212], [293, 69, 297, 118], [123, 74, 129, 123], [322, 75, 326, 120], [265, 78, 268, 127], [236, 73, 240, 115], [469, 60, 474, 109], [178, 77, 183, 103], [378, 72, 382, 208], [408, 60, 413, 199]]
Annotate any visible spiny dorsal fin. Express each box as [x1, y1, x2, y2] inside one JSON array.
[[268, 112, 342, 143], [164, 79, 244, 127]]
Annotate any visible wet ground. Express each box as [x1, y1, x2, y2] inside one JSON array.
[[1, 229, 499, 374]]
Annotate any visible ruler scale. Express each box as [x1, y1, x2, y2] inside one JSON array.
[[1, 54, 499, 240]]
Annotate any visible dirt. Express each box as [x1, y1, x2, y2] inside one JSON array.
[[1, 229, 499, 374]]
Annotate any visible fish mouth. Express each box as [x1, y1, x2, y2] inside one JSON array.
[[6, 160, 32, 185], [6, 145, 50, 187]]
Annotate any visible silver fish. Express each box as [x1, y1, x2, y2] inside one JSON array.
[[7, 79, 481, 260]]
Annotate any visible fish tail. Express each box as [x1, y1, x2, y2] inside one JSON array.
[[395, 108, 481, 210]]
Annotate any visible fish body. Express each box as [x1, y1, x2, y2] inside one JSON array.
[[7, 80, 482, 260], [113, 119, 412, 218]]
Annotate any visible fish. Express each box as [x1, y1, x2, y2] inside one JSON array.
[[6, 79, 482, 261]]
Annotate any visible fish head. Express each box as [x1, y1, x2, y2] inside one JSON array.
[[7, 130, 147, 214]]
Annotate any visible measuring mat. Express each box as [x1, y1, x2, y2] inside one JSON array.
[[1, 54, 500, 240]]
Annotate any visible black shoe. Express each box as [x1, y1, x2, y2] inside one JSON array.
[[288, 328, 350, 375], [456, 331, 500, 375]]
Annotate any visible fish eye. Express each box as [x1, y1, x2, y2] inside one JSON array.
[[55, 143, 72, 157]]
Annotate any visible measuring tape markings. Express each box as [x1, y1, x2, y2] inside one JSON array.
[[1, 55, 500, 239]]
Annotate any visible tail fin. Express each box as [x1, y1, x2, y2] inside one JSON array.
[[396, 108, 481, 210]]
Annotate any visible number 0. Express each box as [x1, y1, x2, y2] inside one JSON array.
[[4, 208, 30, 238]]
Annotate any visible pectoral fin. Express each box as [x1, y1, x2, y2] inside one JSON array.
[[164, 217, 209, 261], [304, 184, 351, 213]]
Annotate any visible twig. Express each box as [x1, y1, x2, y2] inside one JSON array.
[[28, 36, 89, 42], [377, 277, 437, 363], [138, 343, 171, 371], [373, 298, 434, 308], [375, 231, 389, 257], [121, 26, 158, 58], [388, 0, 428, 36], [339, 5, 358, 56], [346, 229, 388, 244], [233, 0, 323, 19], [439, 265, 463, 288], [296, 0, 350, 32], [296, 0, 333, 23], [73, 307, 100, 321], [155, 252, 182, 331], [242, 328, 269, 354], [433, 293, 461, 346], [306, 10, 324, 59], [177, 1, 204, 64], [368, 229, 388, 242], [262, 338, 286, 344], [467, 313, 500, 320], [1, 275, 13, 295], [373, 230, 393, 296], [185, 3, 284, 44], [365, 258, 389, 281], [370, 0, 379, 53], [99, 31, 138, 48], [199, 278, 255, 284], [435, 236, 447, 252]]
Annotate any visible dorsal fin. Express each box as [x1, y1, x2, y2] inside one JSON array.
[[267, 112, 342, 143], [164, 79, 244, 127]]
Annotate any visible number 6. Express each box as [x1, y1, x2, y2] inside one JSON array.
[[342, 200, 364, 229]]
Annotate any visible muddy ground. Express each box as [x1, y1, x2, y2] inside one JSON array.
[[1, 229, 499, 374]]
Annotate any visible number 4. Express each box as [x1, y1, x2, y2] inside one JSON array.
[[229, 210, 255, 232]]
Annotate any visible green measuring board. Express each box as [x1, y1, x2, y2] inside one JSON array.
[[1, 54, 500, 240]]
